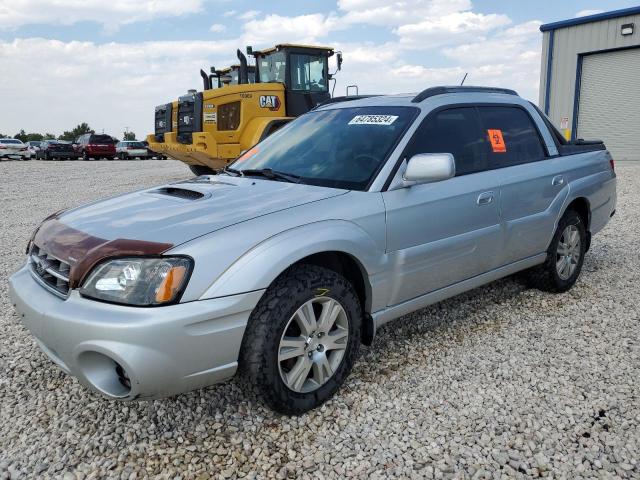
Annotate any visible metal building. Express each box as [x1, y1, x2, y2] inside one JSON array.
[[539, 6, 640, 160]]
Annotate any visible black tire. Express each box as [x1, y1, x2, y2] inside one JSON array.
[[240, 264, 362, 415], [526, 209, 587, 293], [44, 151, 50, 161], [189, 165, 215, 176]]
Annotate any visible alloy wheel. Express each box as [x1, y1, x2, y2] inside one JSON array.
[[278, 297, 349, 393], [556, 224, 581, 280]]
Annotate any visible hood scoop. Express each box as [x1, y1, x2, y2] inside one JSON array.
[[151, 187, 207, 201]]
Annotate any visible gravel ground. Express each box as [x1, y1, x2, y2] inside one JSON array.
[[0, 159, 638, 479]]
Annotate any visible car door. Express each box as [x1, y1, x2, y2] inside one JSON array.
[[382, 107, 502, 307], [476, 105, 569, 265]]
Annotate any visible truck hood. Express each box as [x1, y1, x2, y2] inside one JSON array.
[[57, 176, 347, 246]]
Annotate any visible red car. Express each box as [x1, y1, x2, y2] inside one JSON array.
[[74, 133, 116, 160]]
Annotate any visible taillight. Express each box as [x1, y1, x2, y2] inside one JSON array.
[[609, 158, 615, 172]]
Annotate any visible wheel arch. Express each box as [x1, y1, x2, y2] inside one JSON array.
[[198, 220, 383, 342], [565, 197, 591, 251], [291, 251, 375, 346]]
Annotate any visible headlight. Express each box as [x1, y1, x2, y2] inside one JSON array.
[[80, 257, 193, 306]]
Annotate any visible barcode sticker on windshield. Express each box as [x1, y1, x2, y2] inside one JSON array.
[[348, 115, 398, 126]]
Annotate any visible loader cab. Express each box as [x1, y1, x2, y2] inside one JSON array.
[[202, 65, 256, 90], [251, 44, 337, 116], [214, 65, 256, 88]]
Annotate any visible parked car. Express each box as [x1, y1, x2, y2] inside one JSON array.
[[115, 141, 149, 159], [75, 133, 116, 160], [36, 140, 76, 160], [26, 140, 44, 156], [0, 138, 30, 159], [9, 87, 617, 414]]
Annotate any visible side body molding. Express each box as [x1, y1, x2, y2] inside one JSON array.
[[199, 220, 387, 307]]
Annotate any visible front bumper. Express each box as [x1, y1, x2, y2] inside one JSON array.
[[120, 150, 148, 157], [9, 265, 264, 400], [3, 151, 30, 158]]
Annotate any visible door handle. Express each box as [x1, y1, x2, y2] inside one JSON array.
[[477, 191, 494, 205], [552, 175, 565, 186]]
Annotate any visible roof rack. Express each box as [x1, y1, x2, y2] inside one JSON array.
[[411, 86, 518, 103], [314, 95, 381, 109]]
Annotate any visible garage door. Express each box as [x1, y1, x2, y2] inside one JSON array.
[[577, 47, 640, 161]]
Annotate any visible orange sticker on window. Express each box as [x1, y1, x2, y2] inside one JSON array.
[[487, 129, 506, 153], [237, 146, 259, 161]]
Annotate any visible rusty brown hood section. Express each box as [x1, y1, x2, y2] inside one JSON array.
[[32, 219, 173, 288]]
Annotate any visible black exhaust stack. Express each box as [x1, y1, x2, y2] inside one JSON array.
[[200, 69, 211, 90], [237, 49, 248, 84]]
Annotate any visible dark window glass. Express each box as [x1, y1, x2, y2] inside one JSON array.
[[406, 107, 488, 176], [477, 106, 546, 167], [89, 134, 115, 144]]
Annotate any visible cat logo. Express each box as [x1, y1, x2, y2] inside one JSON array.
[[259, 95, 280, 111]]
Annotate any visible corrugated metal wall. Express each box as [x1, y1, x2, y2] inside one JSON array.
[[539, 13, 640, 137]]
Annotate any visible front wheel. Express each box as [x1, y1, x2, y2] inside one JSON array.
[[526, 209, 586, 293], [240, 265, 362, 415]]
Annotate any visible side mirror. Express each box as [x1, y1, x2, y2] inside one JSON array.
[[336, 52, 343, 71], [403, 153, 455, 184]]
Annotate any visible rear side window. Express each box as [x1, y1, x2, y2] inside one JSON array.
[[477, 106, 546, 168], [405, 107, 488, 176], [89, 134, 114, 144]]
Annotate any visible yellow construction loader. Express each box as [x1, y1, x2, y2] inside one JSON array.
[[148, 45, 342, 175], [151, 62, 255, 156]]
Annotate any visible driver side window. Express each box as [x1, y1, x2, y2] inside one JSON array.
[[290, 54, 327, 92], [405, 107, 488, 176]]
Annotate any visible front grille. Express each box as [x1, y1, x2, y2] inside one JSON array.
[[154, 103, 173, 142], [177, 92, 203, 144], [29, 244, 71, 297], [218, 101, 241, 131]]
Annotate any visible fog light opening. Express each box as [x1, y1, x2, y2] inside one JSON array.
[[78, 351, 132, 398], [115, 362, 131, 390]]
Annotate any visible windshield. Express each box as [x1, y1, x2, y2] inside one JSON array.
[[231, 106, 416, 190], [1, 139, 22, 144], [258, 51, 286, 83], [126, 142, 145, 148]]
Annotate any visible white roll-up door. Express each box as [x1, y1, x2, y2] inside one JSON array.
[[577, 47, 640, 161]]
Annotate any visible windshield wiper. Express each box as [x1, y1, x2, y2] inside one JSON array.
[[240, 168, 303, 184], [222, 166, 243, 176]]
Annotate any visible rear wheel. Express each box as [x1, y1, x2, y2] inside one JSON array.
[[189, 165, 215, 176], [526, 209, 586, 293], [240, 265, 362, 415]]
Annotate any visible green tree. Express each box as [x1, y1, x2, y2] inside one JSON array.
[[43, 133, 56, 140], [14, 129, 28, 142], [18, 132, 45, 142], [123, 131, 136, 141], [59, 122, 93, 141]]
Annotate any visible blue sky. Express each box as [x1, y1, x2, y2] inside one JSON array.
[[0, 0, 638, 138]]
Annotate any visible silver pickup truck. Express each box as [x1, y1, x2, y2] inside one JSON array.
[[9, 86, 617, 414]]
